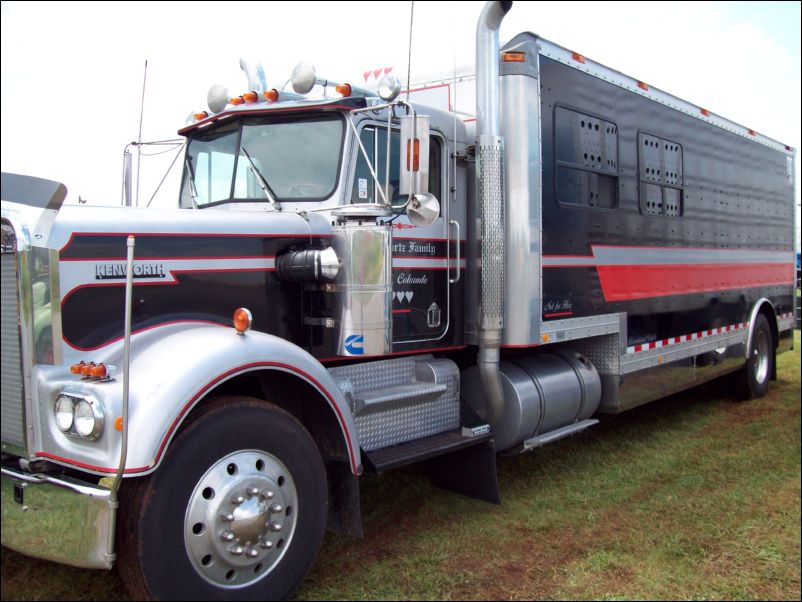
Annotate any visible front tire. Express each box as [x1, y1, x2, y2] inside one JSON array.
[[118, 397, 328, 600]]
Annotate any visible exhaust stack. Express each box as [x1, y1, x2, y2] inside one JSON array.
[[476, 0, 512, 424]]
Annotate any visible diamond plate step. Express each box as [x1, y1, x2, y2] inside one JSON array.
[[363, 428, 493, 473], [354, 382, 448, 415]]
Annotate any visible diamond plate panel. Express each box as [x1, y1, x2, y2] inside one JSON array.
[[329, 355, 460, 451], [565, 333, 621, 375]]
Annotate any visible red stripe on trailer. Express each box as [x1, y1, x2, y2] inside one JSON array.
[[596, 263, 794, 302]]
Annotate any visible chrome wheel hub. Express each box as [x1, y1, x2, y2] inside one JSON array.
[[184, 450, 298, 588], [753, 330, 769, 385]]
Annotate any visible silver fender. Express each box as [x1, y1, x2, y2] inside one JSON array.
[[33, 323, 361, 476], [745, 298, 777, 360]]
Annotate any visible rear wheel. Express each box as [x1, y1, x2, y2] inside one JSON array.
[[738, 313, 774, 399], [118, 397, 328, 600]]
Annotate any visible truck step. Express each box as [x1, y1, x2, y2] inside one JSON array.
[[354, 382, 448, 415], [521, 418, 599, 451], [364, 428, 493, 473]]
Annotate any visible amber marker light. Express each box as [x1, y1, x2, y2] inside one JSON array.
[[571, 52, 586, 64], [263, 89, 279, 102], [637, 81, 649, 91], [501, 51, 526, 63], [335, 83, 352, 97], [194, 111, 209, 121], [115, 416, 124, 432], [70, 361, 87, 375], [89, 363, 108, 378], [233, 307, 253, 335], [242, 91, 259, 103], [700, 108, 711, 116], [230, 96, 245, 106], [80, 362, 96, 376]]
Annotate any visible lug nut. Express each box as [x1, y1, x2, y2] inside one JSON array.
[[268, 522, 282, 533], [270, 503, 283, 514], [231, 495, 245, 505], [247, 486, 260, 496], [221, 512, 234, 522], [261, 490, 275, 500], [260, 540, 273, 549], [246, 547, 259, 559], [230, 545, 245, 556], [221, 530, 235, 542]]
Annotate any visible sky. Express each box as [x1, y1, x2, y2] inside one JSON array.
[[1, 1, 800, 245]]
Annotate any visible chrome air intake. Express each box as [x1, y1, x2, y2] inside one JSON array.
[[331, 208, 392, 357]]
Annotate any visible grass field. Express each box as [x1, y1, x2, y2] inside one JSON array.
[[2, 331, 800, 600]]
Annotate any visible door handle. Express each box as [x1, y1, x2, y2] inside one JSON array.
[[449, 219, 461, 284]]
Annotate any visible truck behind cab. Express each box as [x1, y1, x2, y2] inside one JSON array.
[[1, 2, 796, 600]]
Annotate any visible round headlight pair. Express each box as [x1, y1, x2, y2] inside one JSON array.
[[54, 394, 104, 439]]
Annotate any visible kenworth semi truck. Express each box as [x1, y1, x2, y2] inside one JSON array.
[[1, 2, 796, 599]]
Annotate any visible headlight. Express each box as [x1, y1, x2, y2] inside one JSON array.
[[74, 398, 104, 439], [54, 395, 74, 432]]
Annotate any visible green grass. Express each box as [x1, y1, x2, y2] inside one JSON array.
[[2, 332, 800, 601]]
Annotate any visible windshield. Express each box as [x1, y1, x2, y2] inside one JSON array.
[[180, 113, 344, 208]]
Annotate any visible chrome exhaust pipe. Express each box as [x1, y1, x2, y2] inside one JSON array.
[[476, 0, 512, 424]]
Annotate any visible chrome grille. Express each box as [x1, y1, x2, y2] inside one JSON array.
[[1, 228, 26, 453]]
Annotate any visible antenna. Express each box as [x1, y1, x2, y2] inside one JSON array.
[[135, 60, 148, 207], [406, 1, 414, 100]]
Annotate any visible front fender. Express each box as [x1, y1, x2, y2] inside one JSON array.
[[33, 323, 361, 476]]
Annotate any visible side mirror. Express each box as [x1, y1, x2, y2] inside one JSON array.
[[406, 192, 440, 227]]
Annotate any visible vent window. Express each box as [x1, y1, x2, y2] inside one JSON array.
[[554, 106, 619, 209]]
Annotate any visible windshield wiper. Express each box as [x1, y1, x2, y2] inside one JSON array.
[[240, 146, 281, 211]]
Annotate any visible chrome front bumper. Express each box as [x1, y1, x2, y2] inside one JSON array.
[[1, 466, 114, 569]]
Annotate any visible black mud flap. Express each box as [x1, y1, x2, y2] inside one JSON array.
[[425, 439, 501, 505]]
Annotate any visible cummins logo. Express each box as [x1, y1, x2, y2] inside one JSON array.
[[95, 263, 166, 280]]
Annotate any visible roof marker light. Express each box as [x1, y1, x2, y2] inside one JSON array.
[[263, 89, 279, 102], [700, 108, 711, 116], [230, 96, 245, 106], [571, 52, 586, 64], [194, 111, 209, 121], [242, 91, 259, 103], [335, 83, 352, 97], [637, 81, 649, 91], [70, 361, 86, 375], [502, 51, 526, 63]]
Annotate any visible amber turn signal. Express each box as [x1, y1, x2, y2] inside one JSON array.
[[233, 307, 253, 334]]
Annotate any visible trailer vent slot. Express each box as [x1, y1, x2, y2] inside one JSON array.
[[554, 106, 618, 209], [638, 132, 684, 217]]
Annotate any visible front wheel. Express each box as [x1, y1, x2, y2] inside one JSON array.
[[118, 397, 328, 600]]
